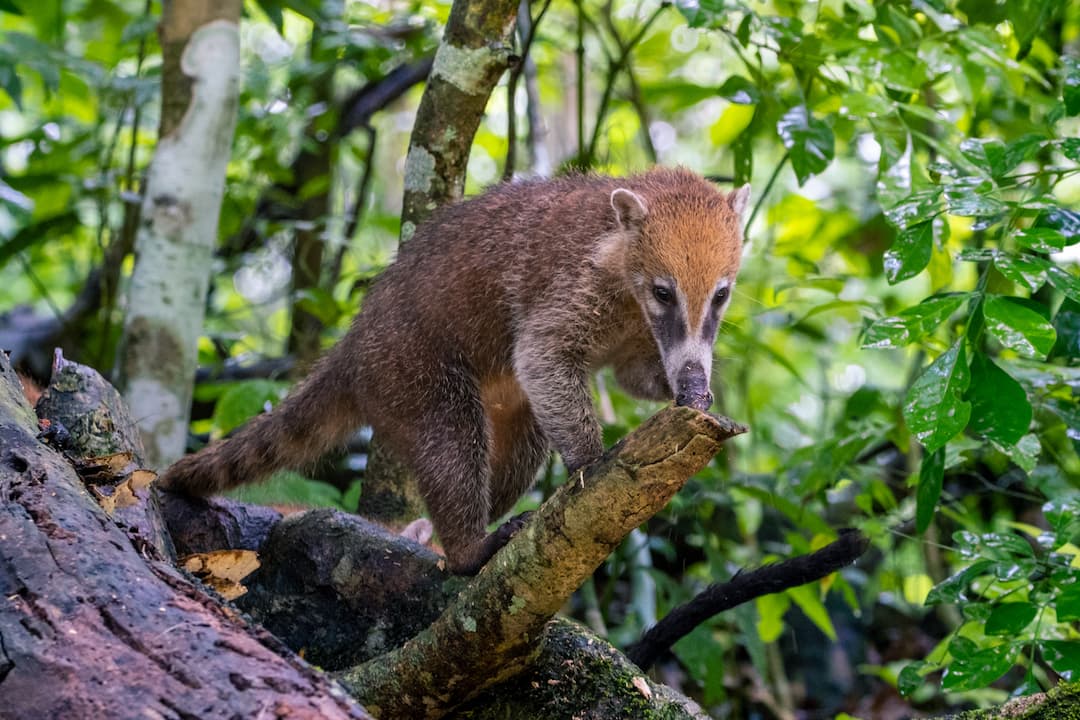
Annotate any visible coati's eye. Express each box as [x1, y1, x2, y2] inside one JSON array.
[[713, 287, 730, 306], [652, 285, 673, 305]]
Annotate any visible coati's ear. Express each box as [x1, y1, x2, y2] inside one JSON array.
[[610, 188, 648, 231], [728, 184, 751, 220]]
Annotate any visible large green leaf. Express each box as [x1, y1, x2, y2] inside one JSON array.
[[983, 295, 1057, 360], [916, 447, 945, 534], [777, 105, 834, 185], [967, 352, 1032, 445], [941, 643, 1018, 691], [862, 294, 966, 348], [984, 602, 1038, 636], [1041, 641, 1080, 681], [884, 220, 934, 284], [993, 252, 1050, 292], [904, 340, 971, 453], [1055, 583, 1080, 623]]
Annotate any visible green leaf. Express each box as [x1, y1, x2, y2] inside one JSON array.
[[927, 561, 992, 606], [120, 14, 158, 44], [1061, 138, 1080, 162], [0, 63, 22, 109], [1040, 208, 1080, 242], [944, 180, 1006, 218], [1055, 583, 1080, 622], [1015, 227, 1066, 253], [211, 380, 289, 438], [1046, 265, 1080, 303], [916, 447, 945, 534], [985, 602, 1038, 635], [903, 340, 971, 453], [717, 76, 761, 105], [787, 584, 836, 641], [941, 643, 1018, 691], [898, 661, 929, 697], [883, 188, 944, 231], [0, 0, 22, 13], [1043, 497, 1080, 542], [884, 220, 934, 284], [862, 294, 966, 348], [1064, 56, 1080, 116], [756, 591, 790, 643], [967, 352, 1032, 445], [983, 295, 1057, 360], [1052, 298, 1080, 361], [993, 252, 1049, 293], [1041, 641, 1080, 681], [777, 105, 835, 185], [1008, 0, 1059, 58]]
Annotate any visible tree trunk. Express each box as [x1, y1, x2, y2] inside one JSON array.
[[114, 0, 242, 469], [399, 0, 519, 235], [0, 352, 371, 719]]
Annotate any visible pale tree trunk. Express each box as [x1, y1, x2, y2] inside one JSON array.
[[115, 1, 242, 468]]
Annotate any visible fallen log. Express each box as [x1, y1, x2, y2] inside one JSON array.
[[0, 352, 371, 719]]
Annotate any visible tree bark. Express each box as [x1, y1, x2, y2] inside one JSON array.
[[399, 0, 519, 235], [338, 408, 746, 718], [0, 352, 371, 719], [114, 0, 242, 469]]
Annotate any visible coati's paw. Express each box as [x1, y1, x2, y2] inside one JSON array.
[[450, 512, 535, 575], [494, 511, 533, 544]]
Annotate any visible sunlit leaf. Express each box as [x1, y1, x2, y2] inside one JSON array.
[[983, 295, 1057, 360], [884, 221, 933, 284], [903, 340, 971, 453], [211, 380, 289, 438], [862, 293, 965, 348]]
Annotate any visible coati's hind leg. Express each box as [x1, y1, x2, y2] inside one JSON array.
[[486, 395, 549, 520], [400, 368, 503, 575]]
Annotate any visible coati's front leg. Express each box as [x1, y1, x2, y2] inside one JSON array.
[[513, 335, 603, 474]]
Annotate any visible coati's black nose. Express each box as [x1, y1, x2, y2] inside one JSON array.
[[675, 362, 713, 411]]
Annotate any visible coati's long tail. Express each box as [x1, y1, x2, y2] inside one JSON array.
[[159, 354, 364, 496]]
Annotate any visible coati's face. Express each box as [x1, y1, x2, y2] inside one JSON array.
[[611, 183, 749, 411]]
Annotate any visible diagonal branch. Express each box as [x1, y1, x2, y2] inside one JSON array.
[[337, 406, 746, 718]]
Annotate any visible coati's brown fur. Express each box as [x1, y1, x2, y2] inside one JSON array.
[[161, 167, 749, 574]]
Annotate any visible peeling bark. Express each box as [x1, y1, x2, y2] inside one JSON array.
[[115, 2, 242, 469]]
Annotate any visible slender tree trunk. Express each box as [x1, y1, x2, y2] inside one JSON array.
[[399, 0, 519, 235], [114, 0, 242, 468]]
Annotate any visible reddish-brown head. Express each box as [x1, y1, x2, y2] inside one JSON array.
[[610, 169, 749, 410]]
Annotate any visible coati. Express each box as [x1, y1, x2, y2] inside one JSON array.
[[161, 167, 749, 574]]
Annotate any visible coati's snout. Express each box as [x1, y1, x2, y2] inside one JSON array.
[[674, 361, 713, 411]]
